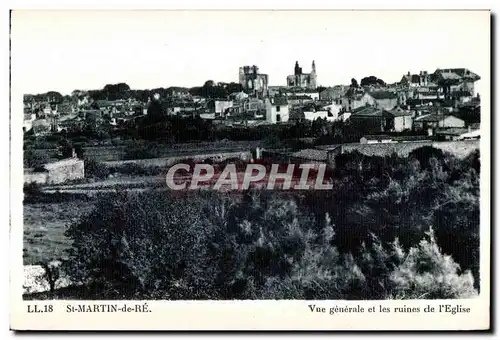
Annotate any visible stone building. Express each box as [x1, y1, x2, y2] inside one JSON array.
[[24, 152, 85, 185], [413, 113, 465, 132], [286, 61, 317, 89], [434, 68, 480, 98], [238, 65, 269, 96], [265, 97, 289, 124]]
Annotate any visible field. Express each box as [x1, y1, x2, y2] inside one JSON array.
[[23, 200, 95, 265]]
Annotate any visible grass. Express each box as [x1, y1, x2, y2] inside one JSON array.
[[23, 200, 95, 265]]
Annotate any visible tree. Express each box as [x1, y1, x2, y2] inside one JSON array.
[[226, 82, 243, 94], [39, 260, 62, 295], [24, 147, 49, 168], [203, 80, 215, 87], [350, 78, 359, 88], [361, 76, 386, 87]]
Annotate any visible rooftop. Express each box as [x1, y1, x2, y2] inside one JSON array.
[[437, 68, 480, 80], [291, 149, 328, 161], [350, 106, 382, 117], [362, 135, 393, 141], [271, 97, 289, 106], [384, 108, 413, 117], [368, 91, 398, 100], [288, 95, 313, 100], [415, 113, 461, 123], [435, 128, 469, 136]]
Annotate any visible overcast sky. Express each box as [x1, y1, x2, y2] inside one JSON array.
[[11, 10, 490, 96]]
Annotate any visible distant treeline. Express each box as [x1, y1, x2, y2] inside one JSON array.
[[24, 81, 246, 103]]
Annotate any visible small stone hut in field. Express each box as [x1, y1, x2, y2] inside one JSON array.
[[24, 152, 84, 185]]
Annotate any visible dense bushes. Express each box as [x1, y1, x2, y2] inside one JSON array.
[[24, 147, 49, 168], [123, 143, 162, 160], [108, 163, 165, 177], [84, 159, 110, 179], [64, 145, 480, 300]]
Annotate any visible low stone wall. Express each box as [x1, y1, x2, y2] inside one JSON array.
[[46, 160, 85, 184], [103, 151, 253, 168], [341, 140, 479, 159], [24, 159, 85, 185], [263, 140, 479, 168], [24, 171, 49, 185]]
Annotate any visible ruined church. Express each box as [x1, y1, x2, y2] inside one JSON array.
[[286, 61, 317, 89]]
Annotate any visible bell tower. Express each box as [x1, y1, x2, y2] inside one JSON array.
[[294, 61, 300, 75]]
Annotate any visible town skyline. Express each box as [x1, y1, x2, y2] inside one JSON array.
[[12, 10, 488, 96], [23, 63, 484, 98]]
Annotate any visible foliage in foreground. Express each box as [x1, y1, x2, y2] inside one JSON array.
[[64, 189, 478, 300], [61, 147, 480, 299]]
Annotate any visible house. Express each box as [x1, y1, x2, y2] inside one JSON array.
[[229, 91, 249, 101], [413, 113, 465, 133], [335, 88, 402, 112], [349, 106, 385, 133], [24, 155, 85, 185], [412, 86, 442, 101], [319, 85, 349, 101], [171, 102, 200, 115], [303, 103, 342, 122], [207, 100, 233, 115], [336, 93, 366, 112], [364, 91, 401, 110], [284, 90, 320, 101], [287, 95, 314, 106], [349, 105, 413, 134], [37, 103, 58, 119], [452, 90, 474, 104], [434, 68, 480, 97], [384, 107, 413, 132], [303, 110, 337, 122], [435, 126, 480, 141], [266, 97, 289, 124], [360, 135, 394, 144], [400, 70, 434, 88], [434, 128, 469, 141], [57, 118, 84, 133]]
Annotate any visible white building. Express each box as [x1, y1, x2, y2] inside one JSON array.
[[265, 97, 289, 124], [23, 113, 36, 132], [304, 111, 337, 122]]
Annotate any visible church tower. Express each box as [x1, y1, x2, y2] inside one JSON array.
[[310, 60, 317, 89], [294, 61, 300, 75]]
